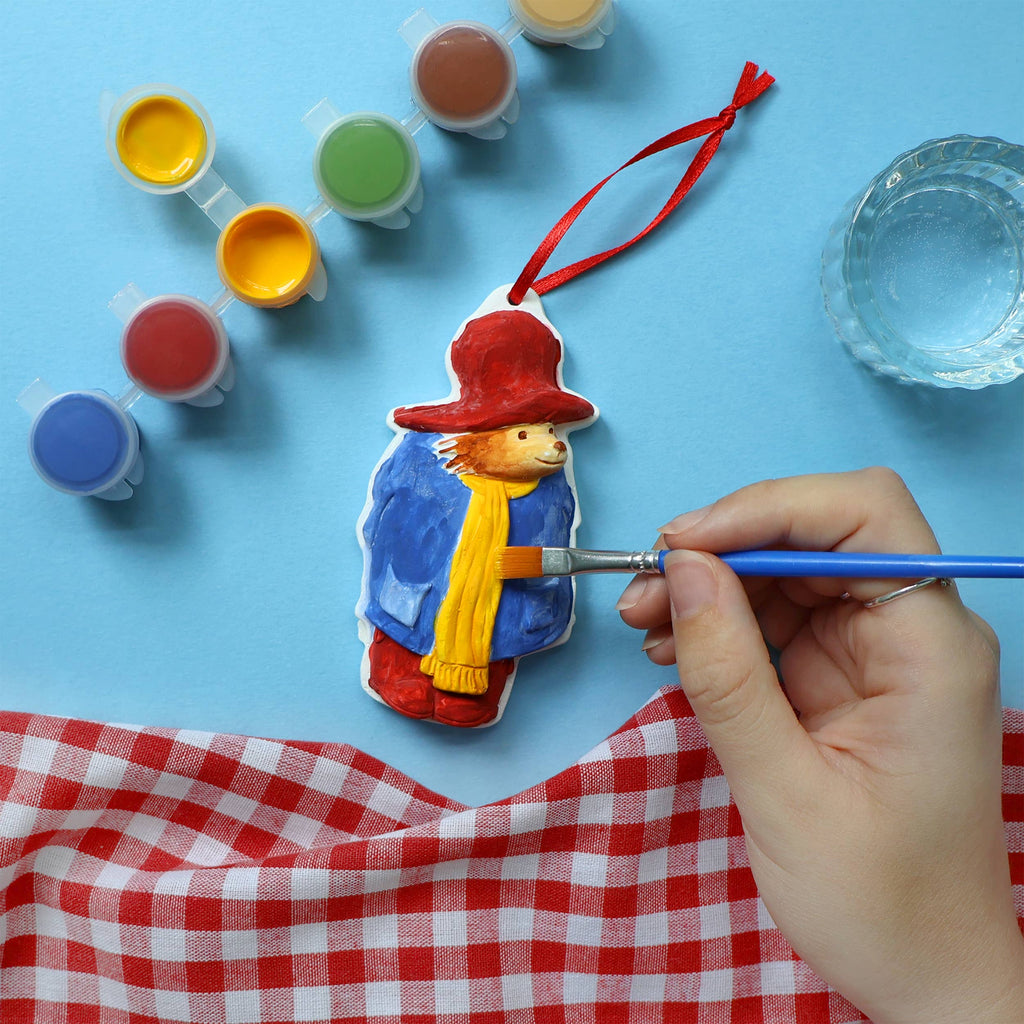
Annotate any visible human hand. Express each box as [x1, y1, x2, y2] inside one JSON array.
[[617, 469, 1024, 1024]]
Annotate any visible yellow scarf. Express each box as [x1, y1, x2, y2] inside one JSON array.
[[421, 475, 538, 694]]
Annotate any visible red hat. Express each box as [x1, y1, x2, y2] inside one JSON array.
[[393, 310, 595, 433]]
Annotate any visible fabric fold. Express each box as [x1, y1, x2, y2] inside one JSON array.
[[2, 690, 1022, 1023]]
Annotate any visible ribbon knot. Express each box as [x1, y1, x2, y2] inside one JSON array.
[[718, 105, 738, 130]]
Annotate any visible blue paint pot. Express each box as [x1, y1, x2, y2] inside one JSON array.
[[26, 389, 142, 498]]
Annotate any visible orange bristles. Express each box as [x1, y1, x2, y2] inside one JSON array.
[[495, 546, 545, 579]]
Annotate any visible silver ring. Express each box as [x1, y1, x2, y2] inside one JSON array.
[[862, 577, 951, 609]]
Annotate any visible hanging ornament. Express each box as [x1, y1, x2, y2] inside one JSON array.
[[357, 62, 775, 728]]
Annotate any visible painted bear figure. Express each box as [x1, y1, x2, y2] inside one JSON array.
[[357, 289, 597, 728]]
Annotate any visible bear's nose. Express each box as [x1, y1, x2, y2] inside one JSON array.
[[553, 440, 566, 453]]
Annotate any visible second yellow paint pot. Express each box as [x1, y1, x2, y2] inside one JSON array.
[[216, 205, 321, 308]]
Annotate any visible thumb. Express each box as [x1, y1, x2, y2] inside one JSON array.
[[663, 550, 815, 801]]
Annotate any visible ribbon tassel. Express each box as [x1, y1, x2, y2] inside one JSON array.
[[508, 62, 774, 305]]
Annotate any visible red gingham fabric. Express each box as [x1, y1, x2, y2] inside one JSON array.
[[2, 685, 1022, 1024]]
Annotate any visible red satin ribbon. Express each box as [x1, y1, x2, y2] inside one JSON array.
[[507, 62, 775, 305]]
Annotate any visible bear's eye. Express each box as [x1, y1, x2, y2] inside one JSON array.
[[548, 427, 554, 434], [518, 430, 528, 440]]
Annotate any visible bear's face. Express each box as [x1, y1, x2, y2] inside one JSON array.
[[439, 423, 568, 482]]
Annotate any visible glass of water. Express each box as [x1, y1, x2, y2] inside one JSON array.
[[821, 135, 1024, 388]]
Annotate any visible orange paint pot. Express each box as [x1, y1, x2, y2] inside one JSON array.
[[215, 204, 325, 308]]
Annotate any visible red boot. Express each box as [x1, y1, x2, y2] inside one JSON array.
[[432, 658, 517, 728], [367, 629, 435, 720]]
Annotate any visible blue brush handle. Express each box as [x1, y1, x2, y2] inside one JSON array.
[[655, 550, 1024, 578]]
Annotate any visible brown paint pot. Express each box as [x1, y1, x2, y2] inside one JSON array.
[[410, 21, 518, 133]]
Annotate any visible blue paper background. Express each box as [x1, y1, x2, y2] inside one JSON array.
[[1, 1, 1021, 807]]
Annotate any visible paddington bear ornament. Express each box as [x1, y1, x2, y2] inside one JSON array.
[[357, 62, 774, 728], [357, 287, 597, 728]]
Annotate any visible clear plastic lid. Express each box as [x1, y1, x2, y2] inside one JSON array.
[[101, 84, 216, 195], [111, 284, 233, 404], [303, 101, 425, 228], [506, 0, 615, 48], [402, 10, 520, 138], [18, 381, 144, 499]]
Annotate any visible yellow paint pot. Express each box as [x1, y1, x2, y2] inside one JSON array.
[[105, 85, 215, 194], [216, 204, 323, 308]]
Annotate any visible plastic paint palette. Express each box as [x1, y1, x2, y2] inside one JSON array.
[[23, 12, 618, 498]]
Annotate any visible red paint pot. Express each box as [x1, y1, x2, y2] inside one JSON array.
[[121, 295, 229, 401]]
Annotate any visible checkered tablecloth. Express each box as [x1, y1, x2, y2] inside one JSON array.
[[2, 685, 1022, 1023]]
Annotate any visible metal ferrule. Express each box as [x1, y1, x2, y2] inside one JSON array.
[[540, 548, 661, 576]]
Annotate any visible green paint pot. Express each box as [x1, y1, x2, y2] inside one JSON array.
[[313, 113, 421, 221]]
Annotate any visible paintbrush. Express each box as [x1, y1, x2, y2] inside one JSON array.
[[495, 547, 1024, 580]]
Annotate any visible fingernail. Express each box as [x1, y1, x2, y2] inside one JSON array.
[[641, 632, 670, 653], [657, 504, 712, 537], [615, 575, 649, 611], [665, 551, 718, 621]]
